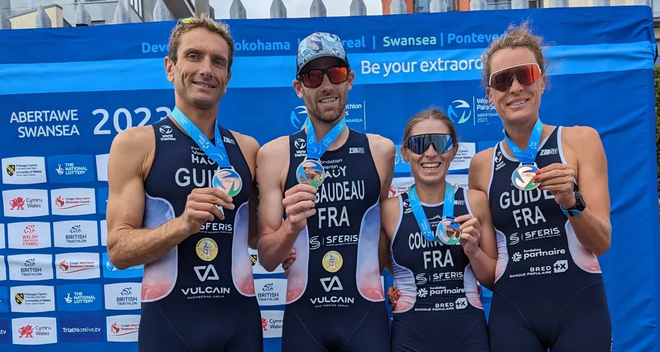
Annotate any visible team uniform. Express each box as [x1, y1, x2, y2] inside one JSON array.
[[487, 126, 612, 352], [281, 128, 391, 352], [390, 188, 490, 352], [137, 118, 263, 352]]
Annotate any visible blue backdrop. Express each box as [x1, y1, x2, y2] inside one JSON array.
[[0, 5, 659, 352]]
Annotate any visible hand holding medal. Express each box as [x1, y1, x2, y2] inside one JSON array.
[[453, 213, 483, 257], [533, 163, 577, 208], [170, 107, 240, 217], [296, 117, 347, 188], [505, 118, 544, 191]]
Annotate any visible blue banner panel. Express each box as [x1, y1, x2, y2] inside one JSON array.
[[0, 5, 658, 352]]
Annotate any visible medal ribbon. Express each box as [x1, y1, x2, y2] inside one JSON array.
[[503, 118, 543, 164], [306, 118, 347, 160], [170, 107, 232, 169], [408, 182, 455, 242]]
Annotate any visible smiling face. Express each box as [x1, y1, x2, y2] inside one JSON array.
[[165, 27, 232, 111], [402, 118, 458, 187], [293, 57, 355, 124], [486, 47, 546, 126]]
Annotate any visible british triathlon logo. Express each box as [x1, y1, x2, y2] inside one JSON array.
[[290, 106, 308, 130], [447, 100, 471, 124]]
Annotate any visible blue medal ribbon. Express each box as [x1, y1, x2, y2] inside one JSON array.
[[305, 118, 347, 160], [408, 182, 455, 242], [170, 107, 232, 169], [503, 118, 543, 164]]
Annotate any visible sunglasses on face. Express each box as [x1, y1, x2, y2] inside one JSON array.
[[488, 63, 542, 92], [404, 133, 454, 155], [298, 66, 349, 89]]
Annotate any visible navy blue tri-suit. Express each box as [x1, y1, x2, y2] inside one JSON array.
[[486, 126, 612, 352], [390, 187, 490, 352], [137, 118, 263, 352], [280, 129, 391, 352]]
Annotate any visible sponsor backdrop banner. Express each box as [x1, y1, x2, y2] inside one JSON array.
[[0, 5, 659, 352]]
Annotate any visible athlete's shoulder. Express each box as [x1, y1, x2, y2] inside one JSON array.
[[365, 133, 396, 158], [257, 135, 290, 165], [229, 130, 260, 155], [468, 146, 496, 193], [470, 146, 495, 172], [559, 125, 603, 147], [109, 125, 154, 156]]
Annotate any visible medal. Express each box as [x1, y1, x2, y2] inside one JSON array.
[[503, 118, 543, 191], [296, 159, 325, 188], [407, 182, 458, 244], [213, 167, 243, 197], [511, 163, 540, 191], [436, 216, 461, 245], [298, 117, 346, 187]]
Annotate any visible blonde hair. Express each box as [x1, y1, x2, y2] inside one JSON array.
[[167, 14, 235, 72], [481, 21, 548, 88]]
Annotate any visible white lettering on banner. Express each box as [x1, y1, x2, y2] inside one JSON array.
[[361, 57, 483, 78], [11, 110, 80, 139], [92, 107, 171, 135]]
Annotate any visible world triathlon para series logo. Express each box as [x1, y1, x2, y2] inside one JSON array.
[[447, 100, 472, 124]]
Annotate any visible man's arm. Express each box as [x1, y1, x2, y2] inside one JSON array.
[[234, 132, 261, 249], [256, 138, 317, 272], [106, 126, 234, 270], [106, 127, 190, 270]]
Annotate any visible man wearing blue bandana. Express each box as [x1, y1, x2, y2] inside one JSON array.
[[256, 32, 395, 352]]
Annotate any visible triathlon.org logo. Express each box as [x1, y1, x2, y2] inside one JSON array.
[[447, 100, 472, 124], [290, 106, 309, 130]]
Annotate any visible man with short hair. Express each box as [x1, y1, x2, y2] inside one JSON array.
[[256, 32, 395, 352], [106, 16, 263, 352]]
